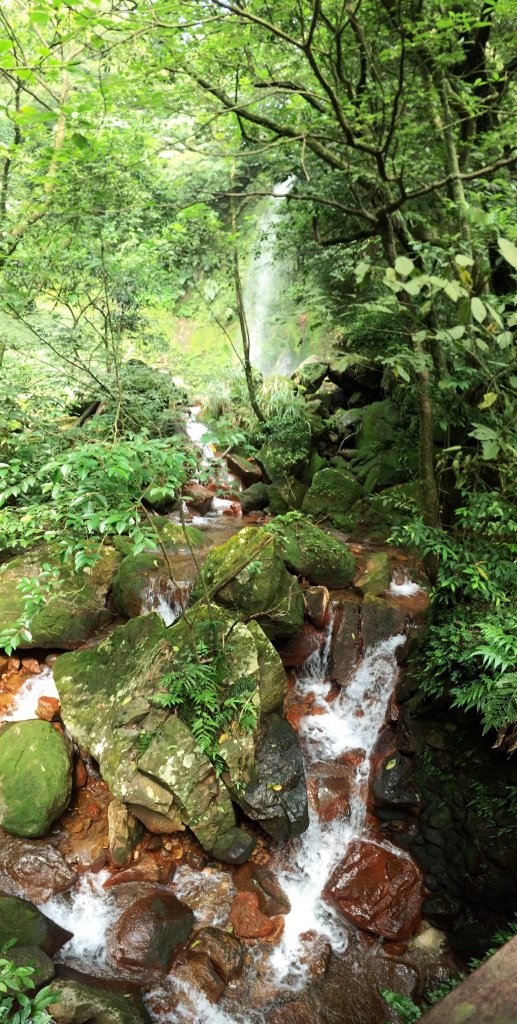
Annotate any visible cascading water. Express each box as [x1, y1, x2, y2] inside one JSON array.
[[1, 666, 58, 722], [140, 576, 184, 626], [243, 177, 296, 376]]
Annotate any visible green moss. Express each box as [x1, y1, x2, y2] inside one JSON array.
[[0, 721, 72, 837], [269, 514, 356, 587], [302, 467, 363, 529]]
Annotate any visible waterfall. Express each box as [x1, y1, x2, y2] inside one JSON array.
[[243, 176, 296, 376]]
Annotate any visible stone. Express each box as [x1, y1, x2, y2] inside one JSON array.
[[258, 420, 312, 483], [292, 357, 330, 393], [112, 552, 185, 619], [270, 516, 356, 588], [36, 696, 61, 721], [9, 946, 55, 986], [356, 399, 399, 450], [47, 979, 150, 1024], [329, 599, 362, 686], [323, 840, 423, 941], [372, 753, 419, 811], [0, 895, 72, 954], [304, 586, 330, 629], [226, 453, 263, 488], [182, 481, 214, 515], [247, 620, 287, 715], [229, 892, 283, 940], [0, 546, 120, 649], [277, 624, 325, 668], [199, 527, 305, 639], [108, 800, 142, 868], [360, 593, 407, 650], [178, 952, 226, 1002], [302, 468, 362, 530], [189, 926, 243, 983], [0, 828, 77, 902], [306, 761, 353, 822], [127, 804, 185, 835], [0, 720, 72, 838], [231, 713, 309, 840], [234, 863, 291, 917], [240, 483, 270, 515], [267, 1002, 324, 1024], [111, 890, 194, 971], [266, 479, 307, 515], [355, 551, 390, 596], [210, 827, 256, 865]]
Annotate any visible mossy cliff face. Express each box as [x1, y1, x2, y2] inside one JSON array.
[[0, 546, 120, 649]]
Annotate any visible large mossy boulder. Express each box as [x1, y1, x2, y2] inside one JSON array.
[[291, 357, 330, 393], [229, 714, 309, 840], [199, 526, 304, 639], [48, 979, 150, 1024], [0, 546, 120, 649], [302, 468, 363, 530], [0, 721, 72, 838], [356, 399, 399, 451], [0, 895, 72, 954], [268, 515, 356, 588]]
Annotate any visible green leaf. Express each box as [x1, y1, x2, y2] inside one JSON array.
[[471, 297, 487, 323], [394, 256, 414, 278], [455, 253, 474, 267], [497, 236, 517, 270], [478, 393, 497, 410]]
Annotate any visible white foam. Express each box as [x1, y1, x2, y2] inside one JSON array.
[[140, 577, 185, 626], [41, 870, 117, 968], [2, 666, 59, 722], [389, 577, 422, 597]]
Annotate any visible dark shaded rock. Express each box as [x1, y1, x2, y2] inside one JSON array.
[[240, 483, 269, 514], [48, 978, 150, 1024], [210, 827, 256, 865], [323, 839, 423, 941], [111, 890, 194, 972], [231, 714, 309, 840], [234, 862, 291, 917], [189, 926, 243, 983], [277, 624, 325, 668], [179, 951, 226, 1002], [372, 753, 419, 810], [360, 594, 407, 650], [226, 453, 263, 488], [0, 829, 77, 902], [182, 482, 213, 515], [330, 599, 362, 686], [9, 945, 55, 986], [292, 357, 330, 393], [304, 586, 330, 629], [0, 895, 72, 955], [0, 721, 72, 838], [422, 894, 463, 929]]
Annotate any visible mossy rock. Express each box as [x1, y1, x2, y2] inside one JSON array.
[[258, 417, 312, 483], [302, 468, 363, 530], [47, 979, 151, 1024], [269, 515, 356, 588], [0, 896, 72, 955], [355, 552, 391, 596], [0, 546, 120, 649], [247, 620, 287, 714], [0, 721, 72, 838], [302, 451, 328, 485], [240, 482, 269, 515], [266, 478, 307, 515], [199, 527, 304, 639], [356, 399, 399, 451], [291, 357, 330, 393]]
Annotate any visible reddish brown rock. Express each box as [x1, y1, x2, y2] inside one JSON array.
[[304, 587, 330, 630], [188, 926, 243, 983], [323, 839, 423, 941], [0, 829, 77, 903], [277, 625, 325, 668], [330, 599, 362, 686], [226, 454, 263, 489], [229, 891, 283, 940], [36, 696, 61, 721], [111, 890, 194, 972], [73, 757, 88, 789], [233, 863, 291, 917], [306, 761, 353, 823], [267, 1002, 324, 1024], [174, 952, 226, 1003], [299, 931, 332, 981], [20, 658, 41, 675], [182, 482, 214, 515]]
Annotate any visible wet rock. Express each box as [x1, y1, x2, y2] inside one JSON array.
[[182, 481, 214, 515], [73, 758, 88, 789], [189, 926, 243, 983], [199, 527, 305, 639], [108, 800, 142, 868], [211, 827, 256, 865], [298, 931, 332, 981], [277, 624, 325, 668], [421, 893, 462, 928], [267, 1002, 324, 1024], [111, 890, 194, 972], [231, 714, 309, 840], [229, 891, 284, 940], [305, 586, 330, 629], [372, 753, 419, 811], [0, 828, 77, 902], [36, 696, 61, 721], [128, 803, 185, 835], [247, 620, 288, 715], [234, 863, 291, 917], [111, 552, 184, 619], [21, 658, 41, 675], [307, 761, 353, 822], [0, 720, 72, 838], [315, 942, 418, 1024], [323, 839, 423, 941], [355, 552, 390, 596], [0, 895, 72, 955], [47, 978, 150, 1024], [9, 945, 55, 986], [240, 482, 270, 514], [330, 599, 362, 686], [272, 517, 356, 588], [226, 454, 263, 488], [177, 951, 226, 1002], [0, 546, 120, 649], [360, 594, 407, 650]]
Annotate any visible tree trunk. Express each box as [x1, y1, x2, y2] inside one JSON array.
[[230, 196, 265, 423]]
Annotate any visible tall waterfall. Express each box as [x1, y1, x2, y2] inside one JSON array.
[[243, 176, 296, 376]]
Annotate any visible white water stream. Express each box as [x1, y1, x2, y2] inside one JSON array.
[[1, 666, 59, 722], [39, 612, 407, 1021]]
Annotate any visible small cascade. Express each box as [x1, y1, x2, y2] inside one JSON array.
[[140, 576, 187, 626], [41, 871, 118, 972], [185, 405, 213, 463], [243, 176, 296, 375], [1, 666, 59, 722]]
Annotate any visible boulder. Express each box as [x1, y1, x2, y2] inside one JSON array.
[[356, 399, 399, 451], [112, 552, 188, 620], [277, 624, 325, 668], [329, 599, 362, 686], [9, 946, 55, 986], [0, 721, 72, 838], [292, 357, 330, 393], [177, 952, 226, 1002], [266, 479, 307, 515], [108, 800, 142, 868], [188, 926, 243, 983], [372, 752, 419, 811], [47, 978, 150, 1024], [229, 891, 283, 940], [111, 890, 194, 971], [226, 454, 263, 488], [234, 862, 291, 917], [231, 714, 309, 840], [0, 895, 72, 954], [240, 482, 269, 515], [354, 551, 390, 596], [258, 417, 312, 483], [247, 620, 287, 714], [360, 593, 407, 649], [211, 827, 256, 865], [306, 761, 354, 823], [199, 527, 304, 639], [182, 481, 214, 515], [304, 586, 330, 630], [0, 546, 120, 649], [0, 828, 77, 902], [302, 469, 362, 530], [269, 515, 355, 587], [323, 839, 423, 940]]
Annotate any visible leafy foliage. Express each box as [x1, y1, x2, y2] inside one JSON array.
[[0, 944, 56, 1024]]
